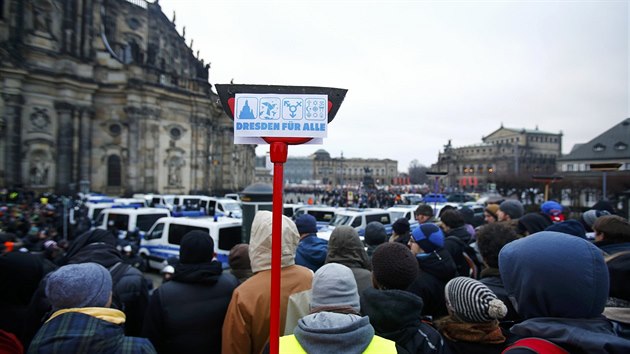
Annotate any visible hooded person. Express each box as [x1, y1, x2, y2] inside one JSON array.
[[407, 223, 458, 318], [222, 211, 312, 354], [435, 277, 510, 354], [294, 214, 328, 272], [325, 226, 373, 298], [280, 263, 396, 353], [499, 232, 630, 353], [142, 230, 238, 354], [26, 229, 149, 340], [545, 220, 587, 238], [593, 215, 630, 255], [364, 221, 387, 259], [28, 263, 156, 353], [361, 243, 447, 354]]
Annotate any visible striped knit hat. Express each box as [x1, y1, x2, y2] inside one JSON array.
[[444, 277, 507, 323]]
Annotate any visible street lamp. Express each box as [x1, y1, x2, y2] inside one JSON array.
[[590, 163, 622, 201], [532, 175, 563, 201]]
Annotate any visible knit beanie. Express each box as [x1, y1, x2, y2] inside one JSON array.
[[541, 201, 564, 222], [46, 263, 112, 310], [581, 209, 611, 230], [179, 230, 214, 264], [545, 220, 586, 238], [444, 276, 507, 323], [310, 263, 360, 313], [295, 214, 318, 234], [411, 223, 445, 253], [371, 242, 419, 290], [364, 221, 387, 246], [485, 204, 499, 221], [499, 200, 524, 220], [392, 218, 410, 235]]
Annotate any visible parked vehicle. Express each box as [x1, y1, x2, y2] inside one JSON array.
[[95, 207, 171, 238], [139, 216, 242, 270], [293, 205, 339, 230], [320, 208, 393, 240], [422, 193, 448, 203]]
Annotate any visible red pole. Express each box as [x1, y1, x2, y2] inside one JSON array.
[[269, 141, 288, 354]]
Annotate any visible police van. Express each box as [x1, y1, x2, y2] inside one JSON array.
[[95, 207, 171, 238], [319, 208, 394, 240], [292, 205, 339, 230], [139, 216, 242, 270], [171, 195, 242, 219]]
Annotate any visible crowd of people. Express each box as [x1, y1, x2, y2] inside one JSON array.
[[1, 190, 630, 353]]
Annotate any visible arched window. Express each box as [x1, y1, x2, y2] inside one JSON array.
[[107, 155, 122, 186]]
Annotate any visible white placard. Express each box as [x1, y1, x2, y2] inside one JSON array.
[[233, 93, 328, 144]]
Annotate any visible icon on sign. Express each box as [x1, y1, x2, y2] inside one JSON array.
[[259, 97, 280, 120], [237, 98, 257, 119], [282, 99, 303, 120], [305, 98, 326, 120]]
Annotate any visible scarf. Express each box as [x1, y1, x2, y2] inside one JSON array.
[[436, 317, 506, 344]]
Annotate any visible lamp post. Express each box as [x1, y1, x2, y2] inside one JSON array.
[[589, 163, 622, 201], [532, 175, 563, 201]]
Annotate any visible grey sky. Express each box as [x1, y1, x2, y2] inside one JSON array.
[[159, 0, 628, 171]]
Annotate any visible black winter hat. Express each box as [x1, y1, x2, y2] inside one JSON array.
[[392, 218, 410, 235], [371, 242, 419, 290], [179, 230, 214, 264], [364, 221, 387, 246]]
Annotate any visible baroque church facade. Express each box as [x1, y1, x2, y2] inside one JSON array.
[[0, 0, 255, 196]]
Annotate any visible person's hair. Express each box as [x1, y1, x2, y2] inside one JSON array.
[[415, 204, 433, 217], [440, 210, 465, 229], [476, 223, 519, 268], [593, 215, 630, 243]]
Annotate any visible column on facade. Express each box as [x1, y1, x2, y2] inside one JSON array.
[[78, 107, 93, 193], [54, 102, 74, 194], [2, 94, 24, 187], [124, 107, 140, 193]]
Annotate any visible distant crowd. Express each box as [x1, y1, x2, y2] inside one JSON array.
[[1, 190, 630, 353]]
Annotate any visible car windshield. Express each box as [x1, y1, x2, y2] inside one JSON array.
[[389, 211, 405, 220], [329, 214, 353, 226], [223, 203, 241, 212]]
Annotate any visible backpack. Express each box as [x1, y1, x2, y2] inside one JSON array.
[[445, 236, 484, 279], [108, 261, 132, 311], [502, 338, 569, 354]]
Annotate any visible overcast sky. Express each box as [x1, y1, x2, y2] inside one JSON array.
[[158, 0, 628, 171]]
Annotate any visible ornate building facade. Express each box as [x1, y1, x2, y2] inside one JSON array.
[[0, 0, 255, 196], [434, 125, 562, 191], [312, 149, 398, 187]]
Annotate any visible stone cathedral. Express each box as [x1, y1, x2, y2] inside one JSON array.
[[0, 0, 255, 196]]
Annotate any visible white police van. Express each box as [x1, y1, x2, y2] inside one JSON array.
[[95, 207, 171, 238], [171, 195, 242, 219], [292, 205, 339, 230], [318, 208, 393, 240], [139, 216, 242, 270]]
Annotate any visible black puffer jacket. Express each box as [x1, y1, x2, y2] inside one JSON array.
[[142, 265, 238, 354], [407, 248, 457, 318], [361, 287, 446, 354]]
